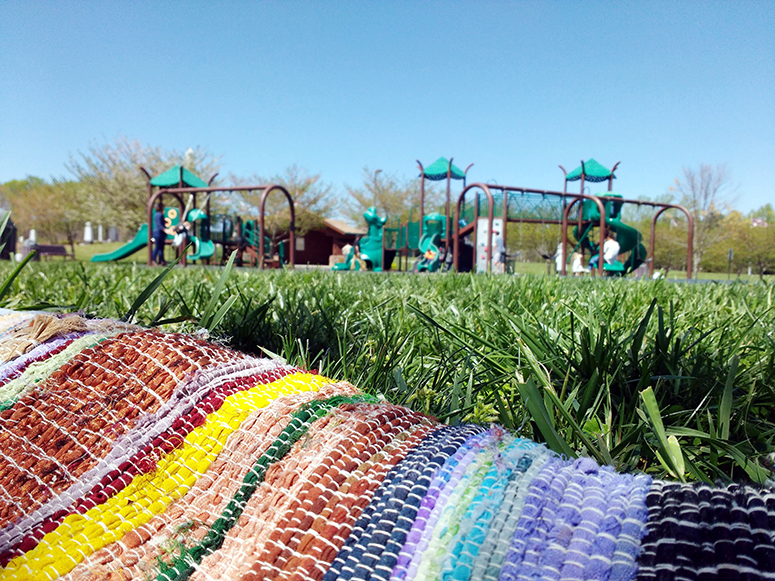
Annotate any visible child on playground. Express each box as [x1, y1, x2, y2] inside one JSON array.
[[352, 238, 367, 271], [588, 230, 621, 272], [571, 251, 585, 275], [493, 230, 506, 273]]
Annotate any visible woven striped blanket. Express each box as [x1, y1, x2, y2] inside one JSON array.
[[0, 310, 772, 581]]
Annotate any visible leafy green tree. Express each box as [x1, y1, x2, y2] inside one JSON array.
[[737, 205, 775, 279], [0, 178, 87, 254], [700, 211, 748, 275]]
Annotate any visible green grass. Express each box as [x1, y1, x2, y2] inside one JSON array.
[[3, 261, 774, 484], [66, 245, 775, 283], [72, 242, 146, 262], [661, 268, 775, 283], [509, 261, 552, 275]]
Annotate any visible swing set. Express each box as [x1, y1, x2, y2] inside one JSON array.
[[142, 166, 296, 269], [452, 160, 695, 277]]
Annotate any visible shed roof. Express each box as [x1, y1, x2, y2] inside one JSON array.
[[324, 219, 367, 236]]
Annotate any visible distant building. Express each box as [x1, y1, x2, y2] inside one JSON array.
[[294, 219, 366, 265]]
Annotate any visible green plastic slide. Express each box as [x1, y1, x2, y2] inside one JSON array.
[[91, 224, 148, 262], [414, 213, 444, 273], [188, 237, 215, 262], [332, 246, 358, 271], [605, 219, 647, 274], [573, 195, 646, 275], [414, 238, 442, 273]]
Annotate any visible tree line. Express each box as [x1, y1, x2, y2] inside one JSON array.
[[1, 138, 771, 276], [0, 137, 444, 256]]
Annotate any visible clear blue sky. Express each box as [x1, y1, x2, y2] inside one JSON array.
[[1, 1, 773, 213]]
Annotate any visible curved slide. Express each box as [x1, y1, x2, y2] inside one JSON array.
[[188, 237, 215, 262], [607, 219, 647, 274], [414, 232, 442, 273], [91, 224, 148, 262], [332, 247, 359, 270], [572, 205, 647, 275]]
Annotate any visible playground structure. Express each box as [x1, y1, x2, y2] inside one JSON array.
[[358, 206, 392, 271], [337, 203, 472, 273], [91, 166, 296, 269], [416, 157, 473, 242], [336, 157, 475, 273], [209, 216, 288, 268], [332, 206, 397, 272], [452, 159, 695, 277], [349, 157, 694, 277], [93, 161, 693, 277]]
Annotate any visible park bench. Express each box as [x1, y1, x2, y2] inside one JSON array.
[[31, 244, 74, 261]]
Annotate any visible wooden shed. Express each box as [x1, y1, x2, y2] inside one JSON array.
[[293, 219, 366, 265]]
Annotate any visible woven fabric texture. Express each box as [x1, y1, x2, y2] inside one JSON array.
[[0, 312, 771, 581]]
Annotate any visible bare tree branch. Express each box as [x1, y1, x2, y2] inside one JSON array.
[[344, 167, 443, 225], [669, 164, 735, 276]]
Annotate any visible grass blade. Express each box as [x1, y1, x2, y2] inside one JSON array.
[[122, 246, 188, 323], [641, 386, 685, 481], [518, 376, 575, 458], [204, 294, 239, 332], [718, 355, 738, 441], [200, 250, 237, 329], [0, 249, 36, 304]]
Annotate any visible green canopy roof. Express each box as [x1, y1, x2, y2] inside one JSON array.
[[422, 157, 466, 181], [150, 165, 208, 188], [565, 159, 615, 183]]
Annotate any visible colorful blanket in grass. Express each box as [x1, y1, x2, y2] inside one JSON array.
[[0, 310, 773, 581]]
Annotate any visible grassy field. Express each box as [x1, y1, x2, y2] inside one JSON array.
[[4, 260, 775, 484], [67, 242, 775, 282]]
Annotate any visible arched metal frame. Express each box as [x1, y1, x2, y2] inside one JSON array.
[[560, 160, 694, 279], [259, 185, 295, 269], [452, 182, 695, 278], [650, 204, 694, 278], [595, 194, 694, 278], [453, 184, 605, 275], [453, 183, 495, 273], [143, 168, 220, 267], [144, 183, 295, 269]]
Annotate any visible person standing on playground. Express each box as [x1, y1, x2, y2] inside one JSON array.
[[554, 241, 565, 275], [152, 200, 168, 265], [493, 230, 506, 273]]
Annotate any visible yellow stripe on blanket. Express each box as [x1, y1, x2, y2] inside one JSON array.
[[1, 371, 332, 581]]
